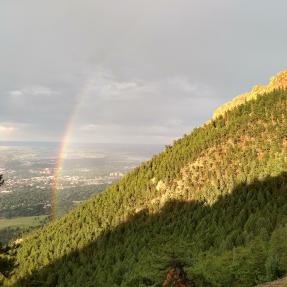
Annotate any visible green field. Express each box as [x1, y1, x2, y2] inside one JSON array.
[[0, 216, 47, 230], [0, 216, 48, 244]]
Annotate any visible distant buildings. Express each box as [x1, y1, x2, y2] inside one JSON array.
[[3, 167, 126, 193]]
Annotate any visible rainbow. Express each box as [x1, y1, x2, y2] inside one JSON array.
[[50, 15, 144, 219], [51, 80, 92, 219], [49, 9, 148, 217], [51, 113, 78, 219], [51, 128, 70, 219]]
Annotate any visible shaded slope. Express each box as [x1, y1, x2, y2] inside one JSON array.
[[2, 86, 287, 286], [7, 172, 287, 287]]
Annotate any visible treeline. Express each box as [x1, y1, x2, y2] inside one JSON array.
[[1, 89, 287, 286]]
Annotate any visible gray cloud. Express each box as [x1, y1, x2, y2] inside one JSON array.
[[67, 69, 217, 143], [0, 0, 287, 143]]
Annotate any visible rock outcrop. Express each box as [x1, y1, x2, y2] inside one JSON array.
[[162, 265, 192, 287], [213, 70, 287, 119], [255, 277, 287, 287]]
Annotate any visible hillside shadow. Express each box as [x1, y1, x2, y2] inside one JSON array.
[[9, 172, 287, 287]]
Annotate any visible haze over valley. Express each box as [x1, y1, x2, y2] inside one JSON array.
[[0, 141, 161, 243]]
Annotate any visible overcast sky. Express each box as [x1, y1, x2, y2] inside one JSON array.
[[0, 0, 287, 144]]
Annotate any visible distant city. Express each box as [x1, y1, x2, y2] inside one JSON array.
[[0, 141, 162, 243]]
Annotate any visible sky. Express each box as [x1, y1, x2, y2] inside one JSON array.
[[0, 0, 287, 144]]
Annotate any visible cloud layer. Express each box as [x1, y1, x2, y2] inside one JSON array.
[[1, 0, 287, 143]]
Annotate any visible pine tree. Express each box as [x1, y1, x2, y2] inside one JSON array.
[[0, 175, 4, 186]]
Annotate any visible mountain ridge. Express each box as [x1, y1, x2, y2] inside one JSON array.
[[213, 70, 287, 119]]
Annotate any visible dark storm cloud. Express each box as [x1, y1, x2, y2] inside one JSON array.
[[0, 0, 287, 143]]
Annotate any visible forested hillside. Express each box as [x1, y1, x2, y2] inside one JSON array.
[[1, 74, 287, 286]]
